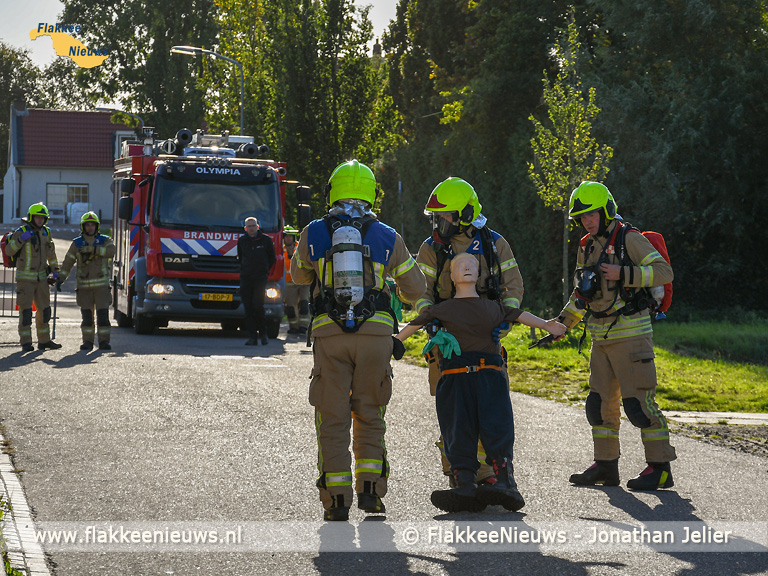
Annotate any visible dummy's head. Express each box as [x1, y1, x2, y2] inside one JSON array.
[[450, 253, 480, 286]]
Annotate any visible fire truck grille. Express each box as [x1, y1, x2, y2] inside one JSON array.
[[191, 256, 240, 273]]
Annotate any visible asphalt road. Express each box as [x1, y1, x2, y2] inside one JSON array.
[[0, 240, 767, 575]]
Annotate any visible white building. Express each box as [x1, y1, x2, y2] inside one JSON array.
[[2, 104, 134, 225]]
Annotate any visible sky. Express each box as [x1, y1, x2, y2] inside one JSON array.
[[0, 0, 399, 68]]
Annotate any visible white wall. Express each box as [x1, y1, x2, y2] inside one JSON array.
[[5, 166, 115, 225]]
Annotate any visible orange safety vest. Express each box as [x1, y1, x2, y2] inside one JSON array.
[[284, 249, 292, 283]]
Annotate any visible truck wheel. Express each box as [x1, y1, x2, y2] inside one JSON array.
[[116, 308, 133, 328], [267, 318, 281, 339], [134, 310, 155, 335]]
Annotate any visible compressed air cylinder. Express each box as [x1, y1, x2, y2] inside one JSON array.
[[331, 226, 364, 327]]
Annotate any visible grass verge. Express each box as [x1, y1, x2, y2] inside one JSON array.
[[0, 497, 24, 576], [400, 318, 768, 413]]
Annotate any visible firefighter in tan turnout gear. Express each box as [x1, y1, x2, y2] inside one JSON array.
[[416, 177, 524, 487], [58, 212, 116, 351], [5, 202, 61, 352], [291, 160, 426, 521], [283, 227, 310, 335], [558, 181, 676, 491]]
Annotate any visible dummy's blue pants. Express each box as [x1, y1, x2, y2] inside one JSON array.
[[435, 351, 515, 473]]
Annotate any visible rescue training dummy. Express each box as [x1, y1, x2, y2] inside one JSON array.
[[290, 160, 426, 521], [557, 181, 676, 491], [416, 177, 525, 487], [396, 253, 565, 513]]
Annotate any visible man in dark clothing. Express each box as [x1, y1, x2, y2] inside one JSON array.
[[237, 217, 276, 345]]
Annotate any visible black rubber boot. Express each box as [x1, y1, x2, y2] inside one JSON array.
[[431, 469, 487, 513], [38, 340, 62, 350], [80, 342, 94, 351], [21, 343, 34, 353], [323, 494, 350, 521], [569, 459, 620, 486], [357, 481, 386, 514], [476, 459, 525, 511], [627, 462, 674, 491], [99, 341, 112, 350]]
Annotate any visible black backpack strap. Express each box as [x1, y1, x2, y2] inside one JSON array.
[[478, 227, 501, 301], [432, 247, 451, 304]]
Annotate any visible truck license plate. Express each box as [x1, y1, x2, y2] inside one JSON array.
[[199, 293, 233, 302]]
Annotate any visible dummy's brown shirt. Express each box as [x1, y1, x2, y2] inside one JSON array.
[[410, 298, 523, 355]]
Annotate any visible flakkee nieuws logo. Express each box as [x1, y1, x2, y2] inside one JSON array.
[[29, 23, 111, 69]]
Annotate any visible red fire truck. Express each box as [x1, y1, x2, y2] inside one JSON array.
[[111, 128, 309, 336]]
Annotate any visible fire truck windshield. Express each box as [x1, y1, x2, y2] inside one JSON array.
[[152, 175, 280, 232]]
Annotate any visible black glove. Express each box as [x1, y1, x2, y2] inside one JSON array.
[[392, 336, 405, 360]]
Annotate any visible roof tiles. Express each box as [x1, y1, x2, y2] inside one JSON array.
[[18, 109, 135, 168]]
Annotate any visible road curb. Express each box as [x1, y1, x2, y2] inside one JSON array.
[[0, 437, 50, 576], [667, 410, 768, 426]]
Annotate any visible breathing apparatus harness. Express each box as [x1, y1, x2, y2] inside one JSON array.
[[431, 222, 502, 306], [307, 213, 398, 340], [575, 221, 657, 351]]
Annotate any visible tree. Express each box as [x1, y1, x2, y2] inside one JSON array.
[[528, 20, 613, 305], [60, 0, 219, 137], [0, 42, 44, 178]]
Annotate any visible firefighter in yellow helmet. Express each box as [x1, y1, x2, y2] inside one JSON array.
[[290, 160, 426, 520], [58, 212, 116, 350], [557, 181, 676, 490], [5, 202, 61, 351], [283, 226, 310, 335], [416, 177, 524, 497]]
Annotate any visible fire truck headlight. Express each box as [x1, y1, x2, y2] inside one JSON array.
[[150, 283, 174, 295], [265, 287, 280, 300]]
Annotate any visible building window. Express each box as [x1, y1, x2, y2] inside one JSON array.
[[46, 184, 68, 208], [68, 185, 89, 204], [46, 183, 89, 207], [46, 184, 89, 223]]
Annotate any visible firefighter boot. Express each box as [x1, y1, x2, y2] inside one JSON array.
[[357, 481, 386, 514], [627, 462, 674, 491], [38, 340, 62, 351], [80, 342, 94, 351], [430, 469, 487, 513], [476, 459, 525, 512], [569, 459, 620, 486], [21, 343, 34, 353], [323, 494, 350, 521]]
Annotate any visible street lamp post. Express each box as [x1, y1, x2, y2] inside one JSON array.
[[96, 107, 146, 133], [170, 45, 244, 135]]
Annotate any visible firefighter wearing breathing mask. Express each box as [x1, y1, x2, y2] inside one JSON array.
[[557, 181, 676, 491], [290, 160, 426, 521], [416, 177, 524, 490], [58, 212, 116, 351]]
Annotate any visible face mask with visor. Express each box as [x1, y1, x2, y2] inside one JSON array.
[[431, 211, 460, 243]]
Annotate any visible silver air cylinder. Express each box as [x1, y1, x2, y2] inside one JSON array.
[[331, 226, 364, 327]]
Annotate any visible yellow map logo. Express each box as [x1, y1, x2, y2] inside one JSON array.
[[30, 23, 110, 69]]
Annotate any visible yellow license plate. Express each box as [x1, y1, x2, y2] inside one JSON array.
[[199, 293, 233, 302]]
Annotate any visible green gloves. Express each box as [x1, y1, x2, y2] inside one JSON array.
[[422, 331, 461, 360]]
